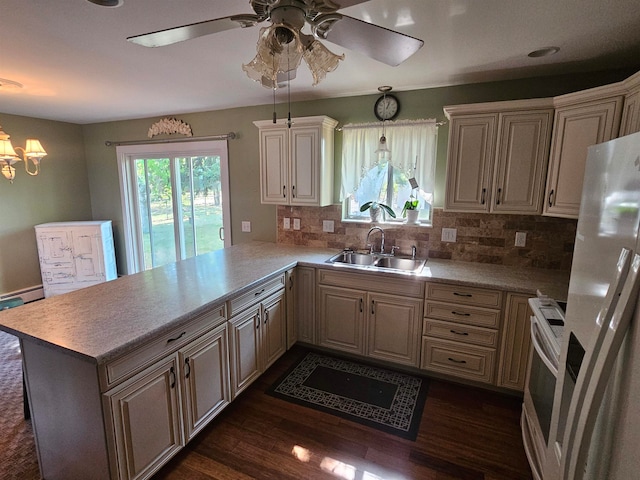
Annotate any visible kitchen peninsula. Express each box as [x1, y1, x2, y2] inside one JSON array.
[[0, 242, 569, 480]]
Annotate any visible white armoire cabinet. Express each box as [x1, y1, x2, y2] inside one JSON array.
[[254, 115, 337, 206], [35, 221, 117, 298]]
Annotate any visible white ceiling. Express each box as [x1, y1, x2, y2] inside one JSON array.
[[2, 0, 639, 124]]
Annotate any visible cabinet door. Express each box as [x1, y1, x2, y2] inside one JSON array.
[[544, 96, 623, 218], [259, 128, 288, 204], [444, 114, 497, 212], [492, 110, 552, 214], [106, 354, 183, 480], [289, 125, 320, 205], [318, 285, 365, 355], [180, 323, 230, 442], [296, 267, 316, 344], [228, 307, 261, 398], [620, 90, 640, 136], [71, 227, 107, 282], [286, 269, 296, 349], [367, 293, 423, 367], [262, 290, 287, 371], [496, 293, 532, 391]]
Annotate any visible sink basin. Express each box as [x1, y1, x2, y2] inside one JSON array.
[[374, 256, 426, 272], [326, 251, 426, 274], [327, 251, 376, 265]]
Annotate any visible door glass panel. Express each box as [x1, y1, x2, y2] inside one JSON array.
[[135, 158, 177, 269], [178, 156, 224, 258]]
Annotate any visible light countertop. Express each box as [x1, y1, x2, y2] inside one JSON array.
[[0, 242, 569, 365]]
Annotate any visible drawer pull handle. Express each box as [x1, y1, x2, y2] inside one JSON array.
[[167, 331, 186, 344], [170, 366, 176, 388], [256, 314, 260, 329], [255, 288, 265, 296], [264, 309, 269, 324], [452, 311, 471, 316], [360, 298, 363, 313], [283, 185, 286, 198], [450, 329, 469, 336], [448, 357, 467, 364], [548, 188, 554, 207], [453, 292, 472, 298], [184, 358, 191, 379], [481, 187, 486, 205], [371, 300, 375, 315]]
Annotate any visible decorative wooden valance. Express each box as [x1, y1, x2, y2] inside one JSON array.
[[148, 117, 193, 138]]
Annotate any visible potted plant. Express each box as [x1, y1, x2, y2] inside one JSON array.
[[360, 201, 396, 222], [402, 196, 420, 224]]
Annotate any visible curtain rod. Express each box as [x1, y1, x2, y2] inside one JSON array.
[[105, 132, 236, 147], [336, 119, 446, 131]]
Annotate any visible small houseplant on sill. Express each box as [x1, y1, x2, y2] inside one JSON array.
[[402, 196, 420, 224], [360, 201, 396, 222]]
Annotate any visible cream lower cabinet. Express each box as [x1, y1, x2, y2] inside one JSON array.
[[227, 275, 287, 398], [295, 266, 316, 345], [317, 269, 424, 367], [103, 311, 229, 480], [421, 283, 503, 384], [496, 293, 532, 391]]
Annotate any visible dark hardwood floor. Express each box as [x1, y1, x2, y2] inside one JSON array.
[[155, 347, 533, 480]]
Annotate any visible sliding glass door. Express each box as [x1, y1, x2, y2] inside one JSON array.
[[117, 141, 230, 273]]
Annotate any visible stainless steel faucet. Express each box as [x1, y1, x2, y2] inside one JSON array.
[[366, 226, 385, 254]]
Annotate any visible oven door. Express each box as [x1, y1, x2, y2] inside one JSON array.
[[522, 315, 559, 480]]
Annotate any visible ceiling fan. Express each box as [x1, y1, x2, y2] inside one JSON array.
[[126, 0, 424, 88]]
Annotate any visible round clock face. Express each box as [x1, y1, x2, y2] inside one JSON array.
[[374, 94, 399, 121]]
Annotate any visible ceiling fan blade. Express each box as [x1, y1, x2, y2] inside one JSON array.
[[127, 15, 252, 47], [322, 15, 423, 66], [330, 0, 371, 8]]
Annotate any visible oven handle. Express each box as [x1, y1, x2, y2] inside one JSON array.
[[530, 316, 559, 377]]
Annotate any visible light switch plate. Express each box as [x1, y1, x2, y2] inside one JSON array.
[[293, 218, 301, 230], [515, 231, 527, 247], [441, 227, 457, 242], [322, 220, 334, 233], [241, 221, 251, 233], [283, 217, 291, 230]]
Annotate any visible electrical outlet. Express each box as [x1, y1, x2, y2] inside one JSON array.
[[322, 220, 334, 233], [293, 218, 301, 230], [441, 228, 457, 243], [283, 217, 291, 230], [515, 231, 527, 247], [241, 221, 251, 233]]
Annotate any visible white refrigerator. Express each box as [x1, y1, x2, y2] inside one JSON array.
[[545, 130, 640, 480]]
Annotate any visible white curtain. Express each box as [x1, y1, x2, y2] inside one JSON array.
[[340, 119, 438, 200]]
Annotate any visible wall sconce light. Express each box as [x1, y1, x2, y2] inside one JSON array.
[[0, 125, 47, 183]]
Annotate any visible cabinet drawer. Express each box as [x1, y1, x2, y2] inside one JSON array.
[[317, 269, 424, 298], [420, 338, 495, 384], [423, 318, 499, 348], [101, 305, 226, 391], [426, 283, 502, 308], [227, 274, 285, 317], [424, 302, 501, 328]]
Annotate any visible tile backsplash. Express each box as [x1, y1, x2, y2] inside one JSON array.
[[277, 205, 577, 271]]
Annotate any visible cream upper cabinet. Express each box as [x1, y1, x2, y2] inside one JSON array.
[[444, 99, 554, 214], [620, 71, 640, 136], [254, 115, 337, 206], [544, 84, 624, 218]]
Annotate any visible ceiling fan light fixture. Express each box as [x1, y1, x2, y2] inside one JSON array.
[[243, 23, 304, 88], [302, 38, 344, 86]]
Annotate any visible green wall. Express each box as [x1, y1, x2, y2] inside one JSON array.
[[0, 114, 92, 293], [0, 67, 636, 292]]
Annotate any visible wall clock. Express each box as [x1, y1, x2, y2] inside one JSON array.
[[374, 86, 400, 120]]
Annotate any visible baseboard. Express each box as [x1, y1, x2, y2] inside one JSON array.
[[0, 285, 45, 304]]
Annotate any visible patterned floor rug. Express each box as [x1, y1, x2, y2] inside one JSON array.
[[266, 350, 429, 440], [0, 330, 40, 479]]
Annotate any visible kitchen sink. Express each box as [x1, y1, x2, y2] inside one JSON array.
[[326, 251, 426, 274]]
